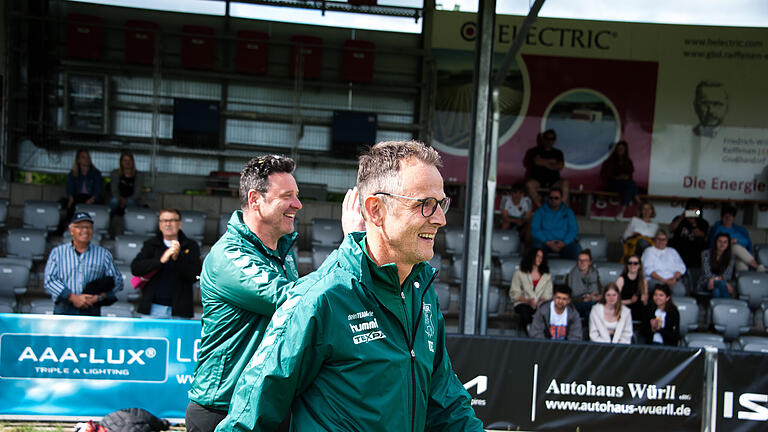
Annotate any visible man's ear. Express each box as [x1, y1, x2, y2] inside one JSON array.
[[363, 195, 385, 227], [247, 189, 261, 211]]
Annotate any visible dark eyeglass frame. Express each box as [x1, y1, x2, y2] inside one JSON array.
[[627, 261, 640, 265], [548, 195, 561, 201], [159, 218, 181, 224], [373, 192, 451, 218]]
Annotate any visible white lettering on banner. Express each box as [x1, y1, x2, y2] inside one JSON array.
[[545, 379, 626, 398], [463, 375, 488, 407], [176, 338, 201, 363], [18, 347, 151, 365], [723, 391, 768, 421]]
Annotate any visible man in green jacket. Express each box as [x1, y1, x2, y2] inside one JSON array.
[[218, 141, 484, 431], [186, 155, 362, 432]]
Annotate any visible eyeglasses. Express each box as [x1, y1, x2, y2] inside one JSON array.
[[373, 192, 451, 218], [548, 195, 561, 201], [627, 261, 640, 265], [159, 218, 181, 224], [655, 237, 668, 242]]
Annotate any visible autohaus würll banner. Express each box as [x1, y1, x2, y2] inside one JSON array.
[[447, 335, 704, 431], [431, 11, 768, 200]]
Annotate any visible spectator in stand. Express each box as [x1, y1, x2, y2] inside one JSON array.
[[131, 208, 202, 319], [641, 284, 680, 346], [44, 212, 123, 316], [697, 232, 735, 298], [621, 200, 658, 262], [509, 248, 553, 330], [615, 254, 648, 321], [530, 188, 581, 259], [669, 198, 709, 268], [589, 283, 633, 344], [110, 151, 144, 216], [530, 285, 582, 340], [524, 129, 569, 207], [65, 149, 104, 226], [600, 140, 639, 218], [642, 228, 687, 297], [567, 249, 602, 319], [499, 183, 532, 245], [708, 204, 765, 272]]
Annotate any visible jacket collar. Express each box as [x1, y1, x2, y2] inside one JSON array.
[[227, 210, 297, 260]]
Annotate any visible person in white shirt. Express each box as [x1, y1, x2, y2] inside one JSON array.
[[641, 228, 687, 297], [499, 183, 532, 245], [589, 283, 633, 344], [621, 201, 658, 262]]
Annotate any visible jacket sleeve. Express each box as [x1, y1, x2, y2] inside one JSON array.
[[700, 251, 714, 284], [529, 306, 547, 338], [530, 209, 546, 244], [131, 239, 163, 277], [426, 309, 484, 431], [537, 275, 553, 302], [110, 170, 119, 199], [204, 243, 296, 316], [567, 305, 583, 340], [44, 248, 70, 301], [509, 271, 524, 304], [175, 238, 202, 284], [131, 171, 144, 202], [619, 307, 633, 344], [92, 169, 104, 202], [217, 287, 327, 432], [105, 251, 123, 294], [563, 208, 578, 246], [65, 173, 76, 199], [660, 308, 680, 346], [588, 305, 607, 342]]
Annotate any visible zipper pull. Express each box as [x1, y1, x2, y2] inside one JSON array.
[[410, 349, 415, 358]]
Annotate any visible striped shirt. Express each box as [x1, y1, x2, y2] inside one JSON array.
[[44, 242, 123, 301]]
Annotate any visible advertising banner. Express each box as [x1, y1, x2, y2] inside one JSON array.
[[716, 350, 768, 431], [432, 11, 768, 200], [0, 314, 200, 420], [447, 335, 704, 431]]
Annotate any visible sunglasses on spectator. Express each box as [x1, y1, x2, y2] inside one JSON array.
[[628, 261, 640, 265], [548, 195, 561, 201]]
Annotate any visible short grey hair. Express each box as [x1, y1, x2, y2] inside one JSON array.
[[357, 140, 442, 213]]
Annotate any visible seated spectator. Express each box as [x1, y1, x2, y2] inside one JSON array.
[[110, 151, 144, 216], [65, 149, 104, 225], [567, 249, 602, 319], [524, 129, 569, 207], [641, 284, 680, 346], [499, 183, 532, 245], [589, 283, 633, 344], [708, 204, 765, 272], [600, 140, 639, 218], [44, 212, 123, 316], [530, 285, 583, 340], [697, 233, 735, 298], [131, 208, 202, 319], [509, 248, 553, 330], [669, 198, 709, 268], [642, 228, 687, 297], [615, 254, 648, 321], [621, 200, 658, 262], [530, 188, 581, 259]]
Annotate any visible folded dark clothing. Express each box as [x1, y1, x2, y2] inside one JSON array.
[[83, 276, 115, 295]]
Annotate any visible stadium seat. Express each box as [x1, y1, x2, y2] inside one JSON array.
[[737, 272, 768, 317], [684, 333, 726, 350], [75, 203, 110, 235], [0, 198, 8, 228], [499, 256, 522, 288], [736, 336, 768, 353], [0, 257, 33, 270], [435, 281, 451, 313], [114, 234, 148, 264], [755, 244, 768, 267], [0, 303, 13, 313], [23, 200, 60, 232], [6, 228, 47, 261], [0, 261, 30, 312], [451, 256, 464, 285], [218, 212, 231, 237], [487, 285, 501, 318], [444, 228, 464, 258], [181, 210, 206, 244], [28, 299, 55, 315], [712, 300, 751, 341], [595, 262, 624, 286], [548, 259, 575, 286], [428, 253, 442, 273], [101, 302, 135, 318], [673, 296, 699, 336], [124, 207, 158, 236], [579, 234, 608, 262], [491, 230, 520, 258], [117, 264, 140, 301], [311, 218, 343, 247], [311, 245, 336, 270]]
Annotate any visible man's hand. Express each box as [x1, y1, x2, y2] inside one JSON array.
[[161, 241, 181, 263], [341, 187, 366, 234], [69, 293, 97, 309], [665, 277, 677, 287]]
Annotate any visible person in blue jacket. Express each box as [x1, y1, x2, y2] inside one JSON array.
[[530, 187, 581, 259], [708, 204, 764, 272]]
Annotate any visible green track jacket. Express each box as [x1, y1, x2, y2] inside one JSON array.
[[188, 211, 299, 410], [218, 232, 483, 431]]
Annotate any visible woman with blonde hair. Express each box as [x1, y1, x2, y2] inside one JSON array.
[[589, 283, 633, 344]]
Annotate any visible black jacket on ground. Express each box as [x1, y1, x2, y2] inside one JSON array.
[[131, 229, 201, 318], [101, 407, 170, 432]]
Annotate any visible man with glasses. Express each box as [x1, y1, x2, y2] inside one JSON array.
[[524, 129, 570, 207], [187, 155, 364, 432], [217, 141, 483, 431], [531, 188, 581, 259], [641, 228, 687, 297], [44, 212, 123, 316], [131, 207, 201, 319]]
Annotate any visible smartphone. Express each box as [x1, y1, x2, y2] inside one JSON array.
[[684, 209, 701, 218]]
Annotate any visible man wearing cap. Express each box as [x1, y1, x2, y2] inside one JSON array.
[[44, 211, 123, 316]]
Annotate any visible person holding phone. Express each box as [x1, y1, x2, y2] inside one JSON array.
[[668, 198, 709, 268]]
